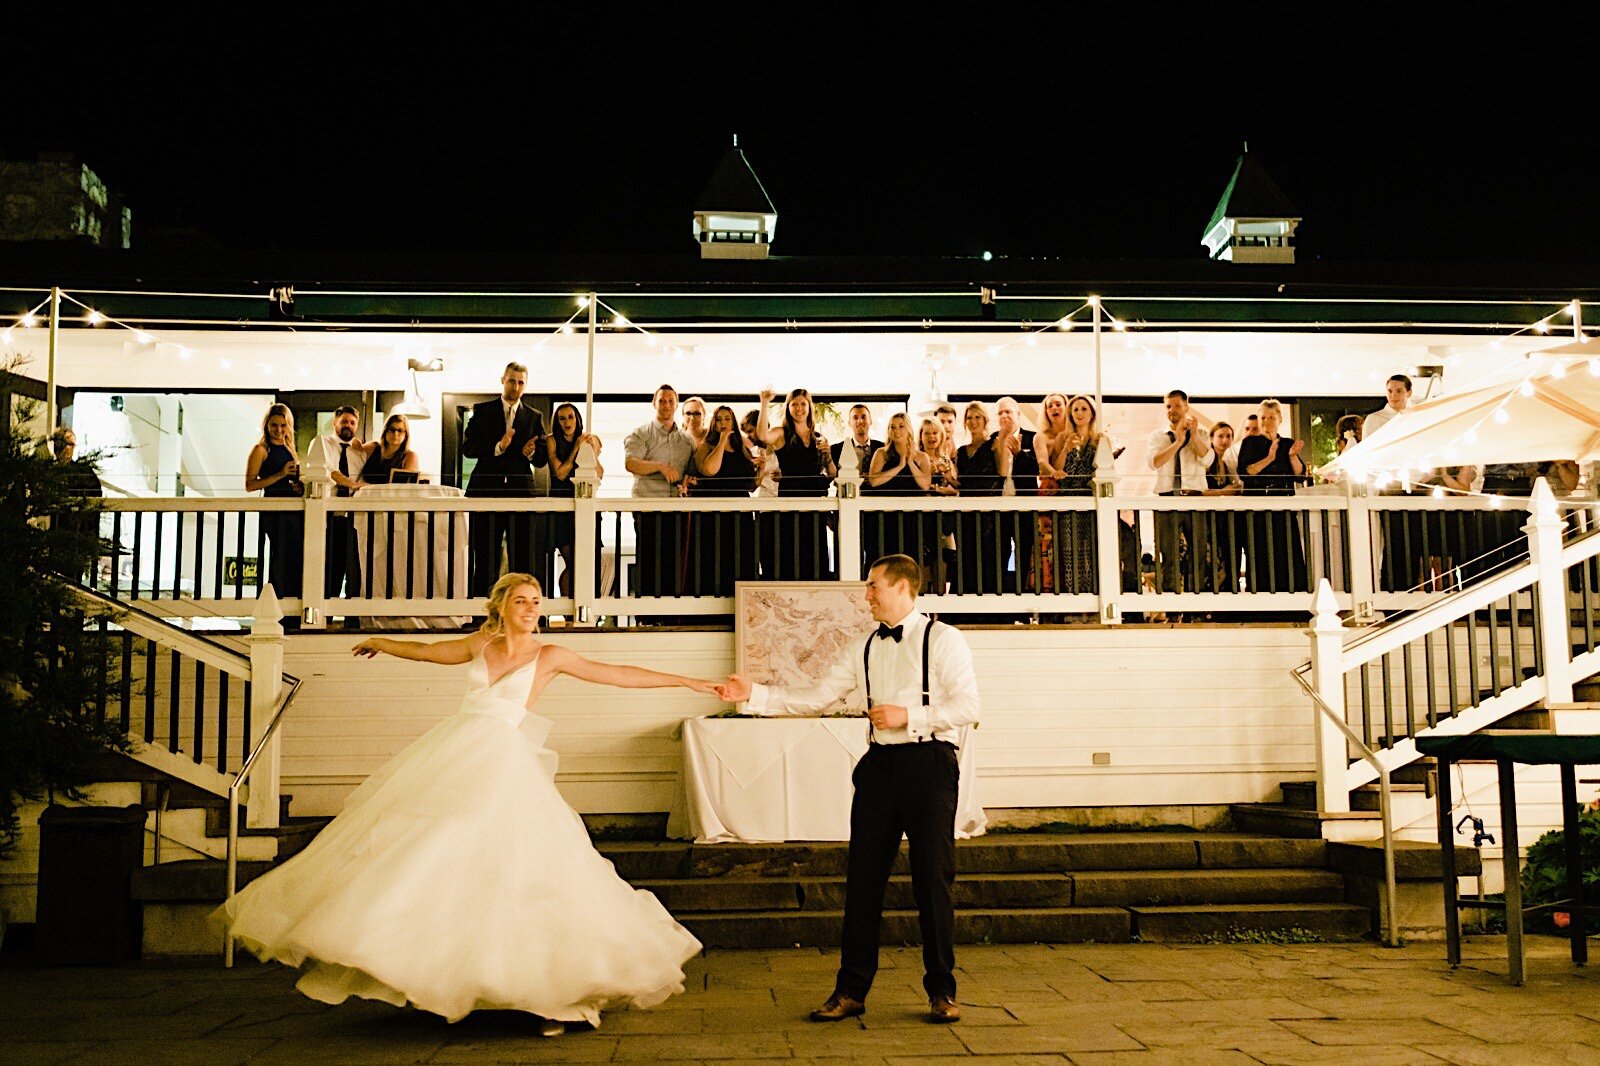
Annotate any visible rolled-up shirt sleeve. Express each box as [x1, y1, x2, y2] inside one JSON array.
[[904, 626, 981, 740], [745, 640, 864, 717]]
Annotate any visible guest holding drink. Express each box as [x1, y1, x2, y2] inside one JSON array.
[[245, 403, 304, 598], [546, 403, 604, 598]]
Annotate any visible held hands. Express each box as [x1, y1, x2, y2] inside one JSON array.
[[716, 674, 753, 703], [352, 638, 385, 658], [869, 704, 908, 730]]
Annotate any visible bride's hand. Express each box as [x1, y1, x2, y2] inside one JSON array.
[[686, 677, 721, 696], [352, 638, 383, 658]]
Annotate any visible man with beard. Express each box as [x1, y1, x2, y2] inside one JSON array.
[[307, 405, 368, 606]]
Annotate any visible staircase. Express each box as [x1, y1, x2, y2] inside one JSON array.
[[599, 833, 1372, 947]]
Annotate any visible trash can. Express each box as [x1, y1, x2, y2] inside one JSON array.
[[35, 803, 145, 965]]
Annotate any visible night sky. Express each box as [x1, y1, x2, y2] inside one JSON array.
[[6, 27, 1596, 266]]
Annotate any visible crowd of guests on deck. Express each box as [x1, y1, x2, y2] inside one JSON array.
[[232, 360, 1586, 611]]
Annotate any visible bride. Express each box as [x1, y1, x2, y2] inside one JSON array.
[[219, 573, 713, 1031]]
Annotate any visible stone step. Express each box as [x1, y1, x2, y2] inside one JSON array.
[[600, 833, 1329, 880], [680, 906, 1133, 949], [1279, 780, 1317, 810], [638, 872, 1075, 913], [1129, 902, 1371, 943], [1070, 868, 1344, 907]]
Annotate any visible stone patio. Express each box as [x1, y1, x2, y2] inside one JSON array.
[[3, 936, 1597, 1063]]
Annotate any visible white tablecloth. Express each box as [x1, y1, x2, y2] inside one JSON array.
[[683, 716, 986, 843], [354, 484, 470, 629]]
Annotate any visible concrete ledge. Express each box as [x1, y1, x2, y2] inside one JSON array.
[[1326, 839, 1483, 880]]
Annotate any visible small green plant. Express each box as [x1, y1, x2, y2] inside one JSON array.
[[1520, 804, 1600, 933], [1198, 926, 1325, 945]]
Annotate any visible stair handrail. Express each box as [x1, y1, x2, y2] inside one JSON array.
[[1335, 558, 1538, 673], [223, 666, 301, 966], [60, 576, 263, 680], [1290, 666, 1400, 948]]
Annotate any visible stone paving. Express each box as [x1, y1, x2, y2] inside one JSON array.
[[3, 936, 1598, 1064]]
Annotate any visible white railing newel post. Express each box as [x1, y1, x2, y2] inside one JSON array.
[[1344, 478, 1376, 618], [572, 440, 601, 623], [836, 443, 862, 581], [299, 462, 330, 629], [1309, 578, 1352, 813], [1526, 478, 1573, 704], [245, 586, 286, 828], [1092, 436, 1121, 624]]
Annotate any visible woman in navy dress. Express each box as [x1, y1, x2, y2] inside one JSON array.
[[244, 403, 304, 597], [756, 388, 837, 580], [690, 405, 759, 596]]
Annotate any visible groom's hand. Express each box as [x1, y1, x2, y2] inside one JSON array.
[[868, 704, 908, 730], [716, 674, 752, 703]]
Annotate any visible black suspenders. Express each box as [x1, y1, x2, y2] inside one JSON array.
[[863, 621, 939, 744]]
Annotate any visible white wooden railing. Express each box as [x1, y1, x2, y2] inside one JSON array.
[[80, 442, 1559, 628]]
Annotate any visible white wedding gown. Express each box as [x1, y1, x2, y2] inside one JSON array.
[[219, 648, 702, 1024]]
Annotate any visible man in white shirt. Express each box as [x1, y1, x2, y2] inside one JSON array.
[[1144, 390, 1213, 596], [717, 554, 980, 1025], [1363, 374, 1412, 439], [1364, 374, 1419, 590], [305, 405, 368, 601], [624, 384, 695, 607]]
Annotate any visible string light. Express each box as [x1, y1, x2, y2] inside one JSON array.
[[575, 296, 590, 308], [85, 309, 104, 326], [1494, 407, 1510, 423], [20, 313, 37, 328]]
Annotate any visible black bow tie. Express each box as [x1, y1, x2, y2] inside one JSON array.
[[875, 623, 903, 643]]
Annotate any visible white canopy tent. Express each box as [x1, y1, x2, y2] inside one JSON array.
[[1325, 336, 1600, 479]]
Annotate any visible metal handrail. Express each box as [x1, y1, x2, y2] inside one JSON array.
[[223, 672, 302, 967], [1290, 667, 1401, 948]]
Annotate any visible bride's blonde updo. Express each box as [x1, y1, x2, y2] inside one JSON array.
[[482, 572, 542, 635]]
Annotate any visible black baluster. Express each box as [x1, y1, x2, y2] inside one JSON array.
[[426, 511, 437, 599], [218, 671, 230, 773], [1359, 661, 1373, 748], [1380, 651, 1395, 748], [193, 660, 206, 766], [119, 629, 133, 732], [168, 649, 181, 752], [110, 511, 123, 598], [154, 512, 167, 600], [1444, 620, 1461, 721], [130, 511, 144, 600], [1487, 596, 1502, 697], [1424, 627, 1438, 728], [405, 511, 416, 600], [95, 616, 109, 724], [1465, 611, 1481, 708], [1401, 641, 1416, 740], [144, 638, 157, 742], [234, 511, 247, 599], [385, 509, 396, 599]]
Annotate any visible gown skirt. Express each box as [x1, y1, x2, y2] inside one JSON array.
[[218, 653, 702, 1025]]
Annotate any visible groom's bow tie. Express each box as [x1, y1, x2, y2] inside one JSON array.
[[874, 623, 904, 643]]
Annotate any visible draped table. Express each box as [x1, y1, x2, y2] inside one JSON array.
[[682, 716, 986, 843], [354, 484, 471, 629]]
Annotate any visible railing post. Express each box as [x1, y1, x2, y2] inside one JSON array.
[[1092, 436, 1121, 624], [1309, 578, 1352, 813], [1344, 478, 1376, 619], [245, 586, 286, 829], [299, 462, 329, 629], [1526, 478, 1573, 704], [836, 443, 862, 581], [573, 440, 600, 624]]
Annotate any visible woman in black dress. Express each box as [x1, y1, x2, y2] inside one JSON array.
[[689, 405, 758, 597], [1055, 395, 1105, 595], [1202, 421, 1244, 593], [757, 388, 837, 580], [244, 403, 304, 597], [1235, 399, 1309, 593], [864, 413, 934, 569], [953, 401, 1010, 596], [545, 403, 604, 598], [361, 414, 420, 485]]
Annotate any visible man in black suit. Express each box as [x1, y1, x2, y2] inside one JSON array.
[[830, 404, 883, 475], [992, 397, 1037, 594], [464, 362, 548, 596]]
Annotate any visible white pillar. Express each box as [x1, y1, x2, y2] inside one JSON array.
[[245, 586, 286, 829], [299, 462, 329, 629], [572, 439, 601, 624], [1343, 478, 1376, 618], [1092, 435, 1122, 624], [1525, 478, 1573, 704], [1309, 578, 1351, 813], [836, 443, 862, 581]]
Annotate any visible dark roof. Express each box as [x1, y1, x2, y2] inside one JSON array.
[[1204, 152, 1301, 236], [695, 147, 776, 214]]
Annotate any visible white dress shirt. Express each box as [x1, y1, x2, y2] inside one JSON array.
[[306, 433, 367, 488], [744, 609, 980, 746], [1363, 403, 1404, 437], [1144, 426, 1212, 494]]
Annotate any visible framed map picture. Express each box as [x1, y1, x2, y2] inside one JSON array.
[[734, 581, 873, 713]]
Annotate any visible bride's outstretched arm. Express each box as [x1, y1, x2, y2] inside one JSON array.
[[543, 645, 719, 695], [352, 633, 485, 664]]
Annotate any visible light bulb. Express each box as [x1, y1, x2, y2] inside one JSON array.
[[178, 348, 192, 360], [1589, 358, 1600, 376], [645, 336, 657, 348], [1552, 360, 1566, 379], [20, 313, 37, 328], [1520, 379, 1535, 397], [219, 359, 232, 370], [1490, 494, 1504, 509], [576, 296, 590, 308], [1, 329, 11, 345], [1494, 407, 1510, 423], [1534, 319, 1550, 333], [86, 309, 104, 326], [1432, 486, 1446, 499], [1059, 317, 1074, 331], [613, 314, 629, 328], [981, 251, 993, 262], [561, 324, 574, 335], [134, 331, 153, 345], [985, 347, 999, 357], [1490, 340, 1503, 350], [1112, 319, 1128, 332], [1464, 429, 1478, 443], [532, 340, 547, 352], [1025, 336, 1038, 347]]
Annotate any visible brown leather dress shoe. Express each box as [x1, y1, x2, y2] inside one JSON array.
[[808, 993, 866, 1022], [928, 995, 961, 1023]]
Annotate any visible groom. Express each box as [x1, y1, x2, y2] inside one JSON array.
[[717, 554, 980, 1024]]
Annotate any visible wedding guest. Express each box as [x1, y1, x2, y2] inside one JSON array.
[[1237, 398, 1308, 593], [831, 403, 883, 475], [1335, 414, 1363, 453], [245, 403, 304, 598], [1224, 412, 1260, 470], [625, 385, 694, 610], [1145, 389, 1212, 597], [743, 406, 780, 498], [48, 425, 102, 580], [1364, 376, 1423, 592], [933, 402, 959, 457], [361, 413, 419, 485], [865, 413, 933, 568], [1203, 421, 1244, 593], [49, 425, 103, 497], [1364, 374, 1412, 437], [1033, 393, 1073, 594], [921, 417, 958, 589], [1420, 464, 1478, 591], [757, 388, 837, 580], [546, 403, 603, 599], [1054, 395, 1104, 595], [992, 397, 1037, 594], [464, 362, 548, 597], [952, 402, 1009, 596], [690, 405, 759, 596], [680, 396, 708, 446], [304, 405, 367, 603]]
